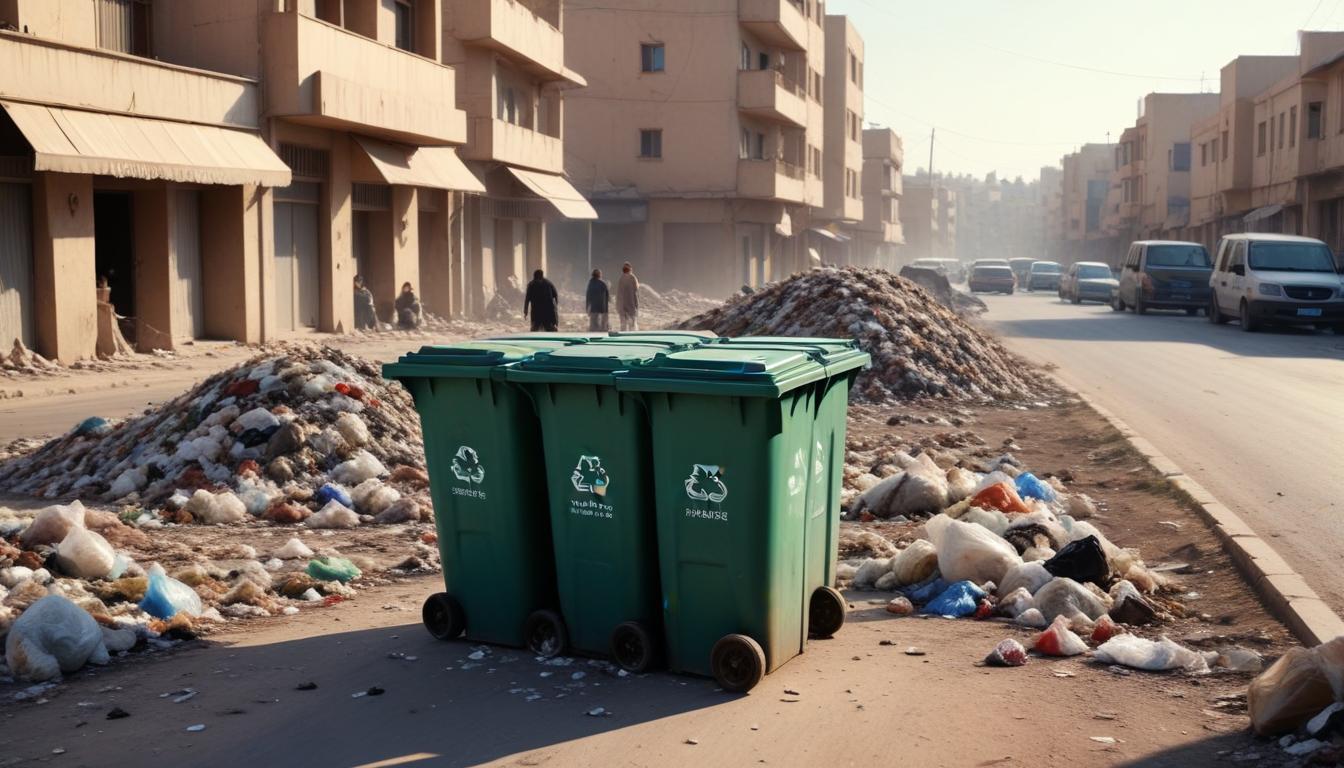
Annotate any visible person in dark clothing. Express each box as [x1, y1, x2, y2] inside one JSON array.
[[585, 269, 610, 332], [523, 269, 559, 332], [395, 281, 422, 329], [353, 275, 377, 331]]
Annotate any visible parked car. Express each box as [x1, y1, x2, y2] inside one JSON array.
[[1009, 258, 1036, 284], [1112, 240, 1212, 315], [1208, 233, 1344, 332], [969, 265, 1016, 294], [909, 258, 948, 275], [1026, 261, 1062, 291], [1059, 261, 1119, 304], [935, 258, 967, 283]]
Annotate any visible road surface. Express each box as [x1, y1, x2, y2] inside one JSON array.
[[981, 289, 1344, 613]]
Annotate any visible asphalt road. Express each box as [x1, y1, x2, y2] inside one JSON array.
[[980, 288, 1344, 613]]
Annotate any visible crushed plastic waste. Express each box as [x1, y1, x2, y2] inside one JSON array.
[[1013, 472, 1057, 502], [1093, 634, 1209, 674], [984, 638, 1028, 667], [1248, 637, 1344, 736], [139, 563, 203, 620], [5, 595, 109, 682], [925, 515, 1021, 585], [921, 581, 986, 618], [1033, 615, 1088, 657], [1034, 578, 1108, 622], [306, 556, 362, 583], [1043, 536, 1109, 587]]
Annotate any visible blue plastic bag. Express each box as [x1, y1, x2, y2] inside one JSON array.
[[73, 416, 111, 437], [900, 574, 948, 605], [139, 563, 202, 620], [314, 483, 352, 509], [1015, 472, 1057, 502], [921, 580, 987, 617]]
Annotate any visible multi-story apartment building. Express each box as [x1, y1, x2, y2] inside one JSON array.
[[854, 127, 903, 267], [1057, 143, 1114, 265], [952, 172, 1045, 264], [559, 0, 829, 296], [811, 13, 863, 263], [936, 185, 957, 254], [1040, 165, 1063, 259], [898, 180, 938, 261]]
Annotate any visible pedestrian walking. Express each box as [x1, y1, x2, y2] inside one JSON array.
[[616, 262, 640, 331], [585, 269, 610, 331], [524, 268, 559, 332]]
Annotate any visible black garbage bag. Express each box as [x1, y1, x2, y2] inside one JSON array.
[[1043, 535, 1109, 586]]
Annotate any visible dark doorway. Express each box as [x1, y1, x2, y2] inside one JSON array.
[[94, 192, 136, 341]]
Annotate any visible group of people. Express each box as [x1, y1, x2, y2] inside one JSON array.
[[353, 276, 422, 332], [525, 262, 641, 333]]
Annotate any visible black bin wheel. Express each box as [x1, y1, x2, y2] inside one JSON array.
[[610, 621, 656, 673], [524, 609, 568, 658], [808, 585, 847, 638], [422, 593, 465, 641], [711, 633, 766, 693]]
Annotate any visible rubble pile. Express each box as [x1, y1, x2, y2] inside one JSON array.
[[0, 346, 432, 528], [677, 266, 1042, 401]]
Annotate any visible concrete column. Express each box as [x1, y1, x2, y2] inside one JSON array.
[[365, 186, 420, 323], [32, 173, 96, 363], [419, 190, 453, 317], [322, 134, 354, 333], [201, 185, 262, 344], [448, 191, 465, 317], [132, 184, 174, 352], [255, 186, 277, 343], [466, 197, 495, 318]]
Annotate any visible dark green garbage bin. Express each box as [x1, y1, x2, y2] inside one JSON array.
[[710, 337, 869, 641], [504, 342, 676, 672], [383, 341, 568, 655], [487, 332, 609, 343], [607, 330, 718, 345], [615, 344, 868, 692]]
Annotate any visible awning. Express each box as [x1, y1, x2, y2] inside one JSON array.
[[1244, 203, 1285, 223], [775, 210, 793, 237], [809, 226, 851, 243], [353, 136, 485, 193], [0, 101, 291, 187], [507, 167, 597, 219]]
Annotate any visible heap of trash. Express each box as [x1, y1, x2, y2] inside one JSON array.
[[838, 449, 1261, 676], [677, 266, 1041, 401], [0, 346, 432, 529]]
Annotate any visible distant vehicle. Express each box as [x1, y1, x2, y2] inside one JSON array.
[[909, 258, 947, 274], [1025, 261, 1062, 291], [969, 265, 1015, 294], [1112, 240, 1212, 315], [935, 258, 967, 283], [971, 258, 1009, 269], [1208, 233, 1344, 332], [1008, 258, 1036, 284], [1059, 261, 1118, 304]]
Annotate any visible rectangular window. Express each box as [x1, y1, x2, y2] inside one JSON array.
[[849, 51, 857, 83], [1172, 142, 1190, 171], [1291, 106, 1298, 147], [1309, 101, 1324, 138], [1257, 121, 1267, 155], [1200, 143, 1208, 167], [1279, 112, 1286, 149], [639, 129, 662, 159], [393, 0, 414, 52], [759, 52, 769, 70], [752, 132, 765, 160], [1212, 138, 1219, 161], [97, 0, 152, 57], [642, 43, 665, 73], [1222, 130, 1229, 159], [740, 129, 750, 160]]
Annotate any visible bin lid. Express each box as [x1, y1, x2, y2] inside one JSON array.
[[505, 342, 676, 384], [382, 340, 560, 381], [607, 330, 718, 343], [615, 346, 830, 398], [712, 336, 869, 377], [487, 332, 608, 343]]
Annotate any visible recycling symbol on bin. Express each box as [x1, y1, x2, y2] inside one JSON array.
[[571, 455, 610, 496], [450, 445, 485, 484], [685, 464, 728, 503]]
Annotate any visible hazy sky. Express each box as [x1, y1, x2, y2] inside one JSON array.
[[828, 0, 1339, 182]]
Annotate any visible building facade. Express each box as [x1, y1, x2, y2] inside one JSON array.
[[811, 12, 863, 263], [853, 127, 903, 267]]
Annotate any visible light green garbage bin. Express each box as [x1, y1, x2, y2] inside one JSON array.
[[504, 342, 674, 671], [615, 343, 869, 691], [383, 341, 569, 654]]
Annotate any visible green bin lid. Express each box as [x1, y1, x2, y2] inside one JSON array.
[[712, 336, 869, 377], [615, 346, 829, 398], [382, 340, 559, 381], [607, 330, 718, 343], [506, 342, 679, 384], [486, 332, 608, 343]]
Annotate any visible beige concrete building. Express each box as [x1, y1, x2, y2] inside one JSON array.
[[559, 0, 829, 297], [898, 180, 941, 261], [1056, 143, 1114, 264], [811, 13, 862, 263], [1040, 165, 1063, 257], [853, 127, 903, 267]]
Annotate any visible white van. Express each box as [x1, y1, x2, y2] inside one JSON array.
[[1208, 233, 1344, 332]]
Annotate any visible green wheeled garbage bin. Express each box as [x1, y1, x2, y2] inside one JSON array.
[[606, 330, 718, 345], [615, 344, 869, 692], [505, 342, 678, 671], [711, 337, 869, 641], [383, 341, 570, 656]]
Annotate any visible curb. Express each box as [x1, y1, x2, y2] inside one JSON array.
[[1061, 385, 1344, 647]]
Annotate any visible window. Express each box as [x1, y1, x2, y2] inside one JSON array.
[[1200, 143, 1208, 167], [639, 129, 662, 159], [1309, 101, 1324, 138], [847, 110, 858, 141], [1212, 138, 1219, 162], [759, 52, 769, 70], [741, 43, 751, 71], [752, 132, 765, 160], [812, 71, 822, 101], [1269, 114, 1275, 148], [1291, 106, 1298, 148], [1279, 112, 1286, 150], [1171, 142, 1190, 171], [1222, 130, 1229, 160], [740, 128, 750, 160], [497, 86, 518, 124], [642, 43, 665, 73], [810, 146, 822, 177], [1257, 121, 1267, 155], [393, 0, 414, 52], [849, 51, 858, 83], [96, 0, 152, 57]]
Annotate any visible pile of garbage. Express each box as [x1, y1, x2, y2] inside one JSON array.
[[677, 266, 1041, 401], [0, 346, 432, 529], [1247, 636, 1344, 755], [839, 452, 1259, 675], [897, 266, 987, 316]]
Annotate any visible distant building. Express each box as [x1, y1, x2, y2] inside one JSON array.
[[854, 128, 904, 268]]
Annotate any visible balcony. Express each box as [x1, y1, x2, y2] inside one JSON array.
[[445, 0, 571, 83], [262, 11, 465, 146], [739, 0, 808, 51], [0, 31, 260, 129], [738, 158, 806, 203], [461, 117, 562, 174], [737, 69, 807, 127]]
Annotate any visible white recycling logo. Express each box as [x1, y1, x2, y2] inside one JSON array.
[[571, 455, 610, 496], [450, 445, 485, 484], [685, 464, 728, 503]]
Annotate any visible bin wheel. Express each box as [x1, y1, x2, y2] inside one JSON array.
[[808, 586, 847, 638], [422, 593, 465, 641], [610, 621, 656, 673], [711, 634, 766, 693], [524, 610, 568, 658]]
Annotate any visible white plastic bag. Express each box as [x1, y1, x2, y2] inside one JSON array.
[[351, 478, 401, 516], [998, 587, 1035, 618], [924, 515, 1021, 585], [139, 563, 203, 619], [1034, 577, 1108, 622], [185, 490, 247, 524], [890, 539, 938, 586], [852, 557, 892, 589], [334, 412, 370, 447], [852, 454, 949, 518], [332, 450, 388, 485], [272, 537, 315, 560], [998, 561, 1053, 597], [307, 501, 360, 529], [961, 506, 1009, 537], [1033, 614, 1088, 657], [235, 407, 280, 432], [5, 594, 109, 681], [1094, 634, 1209, 673], [54, 527, 117, 580], [20, 501, 87, 547]]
